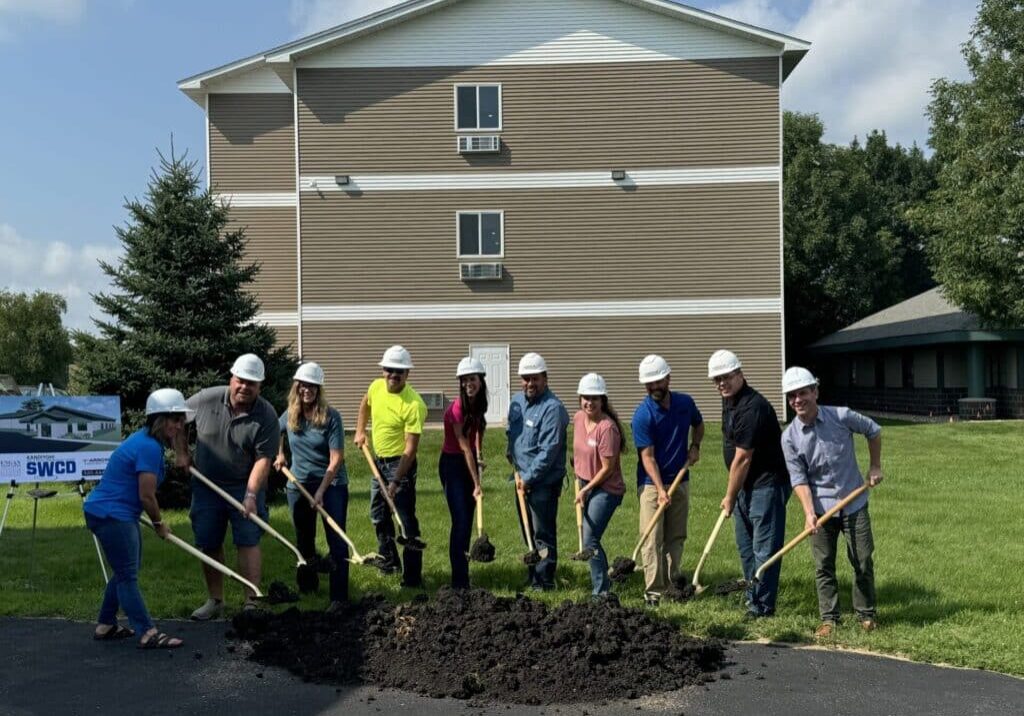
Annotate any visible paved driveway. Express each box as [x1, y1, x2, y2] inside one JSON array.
[[0, 618, 1020, 716]]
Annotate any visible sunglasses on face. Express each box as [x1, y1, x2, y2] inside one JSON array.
[[384, 367, 407, 376], [712, 371, 739, 385], [297, 382, 318, 392]]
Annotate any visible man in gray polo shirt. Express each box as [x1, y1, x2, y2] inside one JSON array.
[[186, 353, 279, 619], [781, 366, 884, 639]]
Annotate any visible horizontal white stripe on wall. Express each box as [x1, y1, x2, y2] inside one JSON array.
[[297, 298, 781, 322], [254, 311, 300, 327], [214, 193, 297, 208], [301, 166, 780, 193]]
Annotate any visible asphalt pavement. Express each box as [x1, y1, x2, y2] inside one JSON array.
[[0, 617, 1020, 716]]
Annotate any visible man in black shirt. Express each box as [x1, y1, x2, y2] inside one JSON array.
[[708, 350, 791, 618]]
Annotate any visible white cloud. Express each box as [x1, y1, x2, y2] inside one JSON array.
[[289, 0, 404, 37], [0, 223, 120, 332], [707, 0, 791, 33], [781, 0, 975, 148]]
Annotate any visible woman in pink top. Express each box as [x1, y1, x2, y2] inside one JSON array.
[[573, 372, 626, 597], [439, 356, 488, 589]]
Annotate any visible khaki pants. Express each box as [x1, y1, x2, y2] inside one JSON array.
[[639, 482, 689, 596]]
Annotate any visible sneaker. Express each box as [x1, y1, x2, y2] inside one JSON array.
[[644, 594, 661, 609], [859, 618, 878, 632], [242, 597, 261, 612], [814, 621, 837, 639], [190, 598, 223, 621]]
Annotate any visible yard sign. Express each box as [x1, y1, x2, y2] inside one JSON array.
[[0, 396, 122, 483]]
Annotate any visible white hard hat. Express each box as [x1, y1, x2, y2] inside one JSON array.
[[456, 357, 486, 377], [707, 349, 743, 379], [638, 354, 671, 384], [379, 345, 414, 370], [145, 388, 195, 422], [518, 352, 548, 376], [577, 373, 607, 396], [293, 362, 324, 385], [782, 366, 819, 394], [230, 353, 265, 382]]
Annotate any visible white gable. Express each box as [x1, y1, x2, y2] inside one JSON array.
[[297, 0, 777, 69], [206, 66, 291, 94]]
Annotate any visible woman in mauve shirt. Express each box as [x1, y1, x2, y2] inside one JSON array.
[[573, 373, 627, 597], [438, 357, 489, 589]]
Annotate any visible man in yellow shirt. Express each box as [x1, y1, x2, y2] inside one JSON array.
[[354, 345, 428, 587]]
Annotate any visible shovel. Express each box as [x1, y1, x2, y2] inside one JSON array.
[[189, 467, 306, 568], [360, 443, 427, 551], [514, 471, 541, 566], [753, 483, 870, 584], [609, 462, 690, 582], [692, 508, 729, 594], [140, 515, 264, 598], [570, 476, 595, 562], [469, 491, 496, 562], [281, 467, 388, 571]]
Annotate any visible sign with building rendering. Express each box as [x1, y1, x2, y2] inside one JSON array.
[[0, 396, 121, 483]]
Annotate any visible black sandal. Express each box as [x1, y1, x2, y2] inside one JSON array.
[[93, 624, 134, 641], [138, 632, 183, 649]]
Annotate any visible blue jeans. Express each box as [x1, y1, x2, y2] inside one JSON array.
[[286, 481, 349, 602], [369, 457, 421, 584], [439, 452, 474, 589], [734, 483, 790, 615], [580, 481, 622, 595], [514, 481, 561, 589], [84, 512, 154, 635]]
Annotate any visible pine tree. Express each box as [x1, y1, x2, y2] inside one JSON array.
[[72, 150, 297, 424]]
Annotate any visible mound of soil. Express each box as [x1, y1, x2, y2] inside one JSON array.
[[230, 588, 725, 704], [713, 579, 747, 596], [608, 556, 636, 582], [266, 581, 299, 604]]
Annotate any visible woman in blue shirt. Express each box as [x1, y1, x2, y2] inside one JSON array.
[[83, 388, 191, 649], [274, 362, 349, 611]]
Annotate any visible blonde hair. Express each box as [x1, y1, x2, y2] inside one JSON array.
[[287, 381, 329, 432]]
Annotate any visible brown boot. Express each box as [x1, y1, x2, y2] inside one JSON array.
[[859, 618, 878, 632], [814, 621, 836, 639]]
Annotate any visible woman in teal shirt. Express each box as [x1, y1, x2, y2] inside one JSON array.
[[83, 388, 191, 649], [274, 362, 348, 610]]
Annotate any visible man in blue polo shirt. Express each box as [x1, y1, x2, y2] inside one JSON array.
[[631, 354, 704, 607]]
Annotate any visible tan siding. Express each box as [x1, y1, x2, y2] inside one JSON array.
[[302, 313, 783, 423], [300, 183, 779, 304], [272, 325, 299, 353], [209, 94, 295, 192], [297, 58, 779, 173], [227, 207, 297, 312]]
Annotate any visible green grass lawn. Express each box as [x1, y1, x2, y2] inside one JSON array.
[[1, 420, 1022, 675]]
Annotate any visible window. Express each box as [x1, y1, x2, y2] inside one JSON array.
[[455, 84, 501, 130], [457, 212, 503, 257]]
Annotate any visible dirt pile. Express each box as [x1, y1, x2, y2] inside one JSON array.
[[230, 588, 725, 704]]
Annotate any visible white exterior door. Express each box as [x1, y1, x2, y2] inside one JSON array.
[[470, 344, 509, 425]]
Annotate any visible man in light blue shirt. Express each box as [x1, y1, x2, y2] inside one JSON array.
[[781, 366, 884, 639], [507, 352, 569, 591]]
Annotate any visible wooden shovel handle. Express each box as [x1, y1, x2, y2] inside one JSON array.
[[359, 443, 407, 537], [692, 508, 729, 587], [573, 476, 585, 551], [632, 462, 690, 562], [513, 471, 536, 552], [475, 495, 483, 537], [282, 466, 362, 560], [189, 466, 306, 566], [755, 483, 870, 582], [141, 515, 263, 597]]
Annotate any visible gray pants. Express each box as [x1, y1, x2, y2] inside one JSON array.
[[810, 505, 876, 622]]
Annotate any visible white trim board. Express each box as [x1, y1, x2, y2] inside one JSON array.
[[302, 166, 780, 193], [253, 311, 300, 327], [299, 298, 781, 322], [213, 192, 298, 208]]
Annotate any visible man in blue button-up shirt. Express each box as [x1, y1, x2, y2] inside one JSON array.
[[781, 366, 884, 638], [507, 352, 569, 591]]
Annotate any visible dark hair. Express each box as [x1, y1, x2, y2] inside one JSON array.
[[145, 413, 178, 448], [582, 395, 627, 452], [459, 374, 489, 438]]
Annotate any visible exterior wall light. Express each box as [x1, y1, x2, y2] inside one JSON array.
[[611, 169, 626, 181], [335, 175, 350, 186]]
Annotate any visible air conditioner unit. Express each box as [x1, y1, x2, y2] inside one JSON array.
[[419, 392, 446, 410], [457, 135, 500, 153], [460, 262, 503, 281]]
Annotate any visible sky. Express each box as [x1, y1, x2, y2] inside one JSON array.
[[0, 0, 977, 332]]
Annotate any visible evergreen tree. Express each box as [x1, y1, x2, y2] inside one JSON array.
[[918, 0, 1024, 326], [72, 150, 297, 426]]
